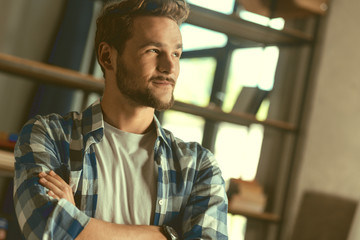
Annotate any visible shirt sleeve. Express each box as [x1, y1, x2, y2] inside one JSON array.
[[13, 116, 90, 240], [182, 149, 228, 240]]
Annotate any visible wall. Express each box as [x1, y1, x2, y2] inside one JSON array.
[[0, 0, 65, 133], [284, 0, 360, 238]]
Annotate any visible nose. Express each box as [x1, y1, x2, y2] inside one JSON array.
[[157, 53, 176, 74]]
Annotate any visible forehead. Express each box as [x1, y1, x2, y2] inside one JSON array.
[[130, 16, 182, 46]]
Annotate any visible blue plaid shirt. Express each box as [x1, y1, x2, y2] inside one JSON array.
[[14, 99, 228, 240]]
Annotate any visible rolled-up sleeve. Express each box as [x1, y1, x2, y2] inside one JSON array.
[[13, 116, 90, 240], [182, 149, 228, 240]]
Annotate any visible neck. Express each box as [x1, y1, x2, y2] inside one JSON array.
[[101, 93, 155, 134]]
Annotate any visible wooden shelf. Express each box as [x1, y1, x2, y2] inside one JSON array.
[[187, 4, 313, 46], [0, 53, 104, 93], [0, 150, 14, 173], [0, 140, 15, 151], [229, 209, 280, 222], [0, 52, 296, 132], [173, 101, 296, 132]]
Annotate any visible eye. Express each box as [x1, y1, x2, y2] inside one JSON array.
[[147, 49, 160, 54], [173, 51, 182, 58]]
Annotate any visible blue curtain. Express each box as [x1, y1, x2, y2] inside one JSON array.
[[29, 0, 95, 117]]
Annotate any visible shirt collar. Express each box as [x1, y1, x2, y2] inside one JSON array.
[[153, 115, 171, 150], [81, 99, 104, 149], [81, 98, 171, 150]]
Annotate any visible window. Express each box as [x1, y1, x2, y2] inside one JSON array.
[[161, 2, 311, 239], [187, 0, 235, 15], [162, 57, 216, 143], [162, 111, 205, 143], [181, 24, 228, 51], [175, 57, 216, 106], [223, 47, 280, 112]]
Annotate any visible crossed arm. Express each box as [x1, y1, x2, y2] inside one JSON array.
[[15, 116, 228, 239], [38, 171, 166, 240]]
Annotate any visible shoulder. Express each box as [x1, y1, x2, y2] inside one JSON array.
[[18, 111, 82, 143], [14, 111, 82, 165], [163, 128, 209, 153], [162, 128, 217, 168]]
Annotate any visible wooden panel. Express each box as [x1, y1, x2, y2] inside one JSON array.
[[295, 0, 329, 14], [238, 0, 329, 19], [291, 191, 357, 240]]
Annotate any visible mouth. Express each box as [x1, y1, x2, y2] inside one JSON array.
[[150, 76, 175, 87]]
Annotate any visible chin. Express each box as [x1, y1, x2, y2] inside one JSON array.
[[152, 96, 174, 111]]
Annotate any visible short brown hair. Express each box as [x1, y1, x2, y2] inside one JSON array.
[[95, 0, 189, 71]]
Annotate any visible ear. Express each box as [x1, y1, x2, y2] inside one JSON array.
[[98, 42, 116, 72]]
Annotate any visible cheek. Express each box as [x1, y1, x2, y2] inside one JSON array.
[[175, 62, 180, 78], [128, 61, 153, 80], [138, 59, 156, 73]]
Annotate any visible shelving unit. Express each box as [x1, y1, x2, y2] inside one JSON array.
[[186, 3, 320, 240]]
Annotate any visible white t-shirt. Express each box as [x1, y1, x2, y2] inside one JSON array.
[[94, 121, 157, 224]]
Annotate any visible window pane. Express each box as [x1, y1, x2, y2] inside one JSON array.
[[175, 57, 216, 107], [215, 123, 264, 181], [227, 214, 247, 240], [239, 10, 285, 30], [222, 46, 279, 112], [162, 110, 205, 143], [181, 24, 228, 51], [187, 0, 235, 15]]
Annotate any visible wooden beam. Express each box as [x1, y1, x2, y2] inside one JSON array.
[[0, 150, 14, 174], [172, 101, 296, 132], [0, 53, 104, 93], [186, 4, 313, 46], [229, 209, 280, 222]]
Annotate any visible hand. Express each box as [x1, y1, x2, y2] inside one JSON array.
[[38, 170, 76, 206]]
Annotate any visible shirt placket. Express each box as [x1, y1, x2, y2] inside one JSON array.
[[154, 139, 169, 225]]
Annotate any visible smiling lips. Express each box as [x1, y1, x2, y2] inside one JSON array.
[[151, 76, 175, 87]]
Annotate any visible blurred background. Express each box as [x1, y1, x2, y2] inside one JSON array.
[[1, 0, 360, 239]]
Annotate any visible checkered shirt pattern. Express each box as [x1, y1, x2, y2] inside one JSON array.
[[13, 99, 228, 239]]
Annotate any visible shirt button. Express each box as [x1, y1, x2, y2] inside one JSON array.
[[159, 199, 164, 205]]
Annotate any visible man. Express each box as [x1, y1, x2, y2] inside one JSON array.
[[13, 0, 228, 239]]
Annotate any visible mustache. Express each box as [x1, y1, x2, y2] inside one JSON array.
[[150, 76, 176, 84]]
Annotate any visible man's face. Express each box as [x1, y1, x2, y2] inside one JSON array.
[[116, 16, 182, 111]]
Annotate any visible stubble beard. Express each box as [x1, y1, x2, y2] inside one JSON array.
[[116, 59, 175, 111]]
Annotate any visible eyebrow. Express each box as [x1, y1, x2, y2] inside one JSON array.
[[140, 42, 183, 50]]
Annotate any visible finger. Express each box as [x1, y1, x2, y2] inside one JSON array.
[[47, 190, 60, 200], [39, 171, 66, 186], [49, 170, 68, 185], [39, 171, 76, 206], [41, 172, 66, 191], [39, 177, 64, 197], [39, 172, 47, 178]]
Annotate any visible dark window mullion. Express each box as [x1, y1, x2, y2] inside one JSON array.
[[181, 47, 222, 59], [202, 42, 234, 152]]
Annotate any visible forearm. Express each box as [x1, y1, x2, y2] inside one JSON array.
[[37, 171, 166, 240], [76, 218, 166, 240]]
